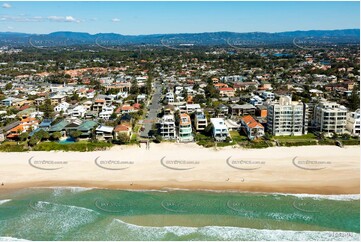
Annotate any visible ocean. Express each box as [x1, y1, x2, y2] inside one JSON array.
[[0, 187, 359, 241]]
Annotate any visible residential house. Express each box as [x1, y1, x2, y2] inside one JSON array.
[[92, 99, 106, 112], [240, 115, 265, 140], [114, 123, 132, 138], [95, 125, 114, 140], [77, 120, 98, 139], [229, 104, 256, 117], [54, 102, 70, 113], [194, 109, 208, 131], [249, 95, 263, 106], [210, 118, 229, 141], [50, 94, 66, 105], [68, 105, 87, 118], [261, 91, 275, 100], [1, 97, 25, 107], [99, 105, 115, 120], [219, 87, 235, 97]]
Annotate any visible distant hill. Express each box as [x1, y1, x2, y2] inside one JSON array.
[[0, 29, 359, 48]]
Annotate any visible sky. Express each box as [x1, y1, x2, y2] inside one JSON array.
[[0, 1, 360, 35]]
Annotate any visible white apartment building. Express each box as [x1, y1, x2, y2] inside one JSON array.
[[313, 101, 347, 134], [346, 109, 360, 136], [159, 114, 176, 140], [267, 96, 308, 136], [210, 118, 229, 141]]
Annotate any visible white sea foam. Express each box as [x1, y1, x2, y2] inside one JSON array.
[[31, 186, 95, 192], [112, 219, 360, 241], [0, 199, 11, 205], [0, 237, 29, 241], [269, 193, 360, 201], [154, 188, 361, 201]]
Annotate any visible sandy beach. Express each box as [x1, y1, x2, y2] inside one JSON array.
[[0, 144, 359, 194]]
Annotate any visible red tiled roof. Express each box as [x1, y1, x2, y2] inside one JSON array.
[[114, 124, 131, 132], [241, 115, 264, 129]]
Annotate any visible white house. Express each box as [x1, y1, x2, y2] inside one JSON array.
[[210, 118, 229, 141], [99, 105, 115, 120], [54, 102, 70, 112], [95, 125, 114, 140], [69, 105, 87, 118]]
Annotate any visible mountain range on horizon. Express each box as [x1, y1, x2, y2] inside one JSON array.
[[1, 28, 359, 48]]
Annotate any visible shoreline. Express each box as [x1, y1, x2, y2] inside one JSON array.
[[0, 144, 359, 195]]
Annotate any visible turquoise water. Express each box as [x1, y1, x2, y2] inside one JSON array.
[[58, 137, 76, 144], [0, 188, 359, 241]]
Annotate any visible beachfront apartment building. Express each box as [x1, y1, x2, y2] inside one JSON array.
[[313, 101, 347, 135], [210, 118, 229, 141], [267, 96, 308, 136], [159, 114, 176, 140], [194, 109, 208, 131], [346, 109, 360, 136], [178, 113, 194, 142]]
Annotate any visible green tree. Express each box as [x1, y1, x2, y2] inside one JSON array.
[[18, 132, 29, 142], [28, 136, 39, 146], [130, 79, 139, 95], [51, 132, 62, 141], [348, 84, 360, 111], [5, 83, 12, 90], [70, 130, 82, 140], [116, 133, 130, 144], [39, 99, 54, 118]]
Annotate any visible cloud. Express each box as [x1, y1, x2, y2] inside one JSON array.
[[112, 18, 120, 22], [2, 3, 11, 8], [48, 15, 80, 23], [0, 15, 81, 23]]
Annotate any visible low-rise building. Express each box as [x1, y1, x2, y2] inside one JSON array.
[[95, 125, 114, 140], [194, 109, 207, 131], [178, 113, 193, 142], [210, 118, 229, 141], [229, 104, 256, 117], [159, 114, 176, 140], [240, 115, 265, 140]]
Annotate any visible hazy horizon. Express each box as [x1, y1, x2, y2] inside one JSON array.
[[0, 1, 359, 35]]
